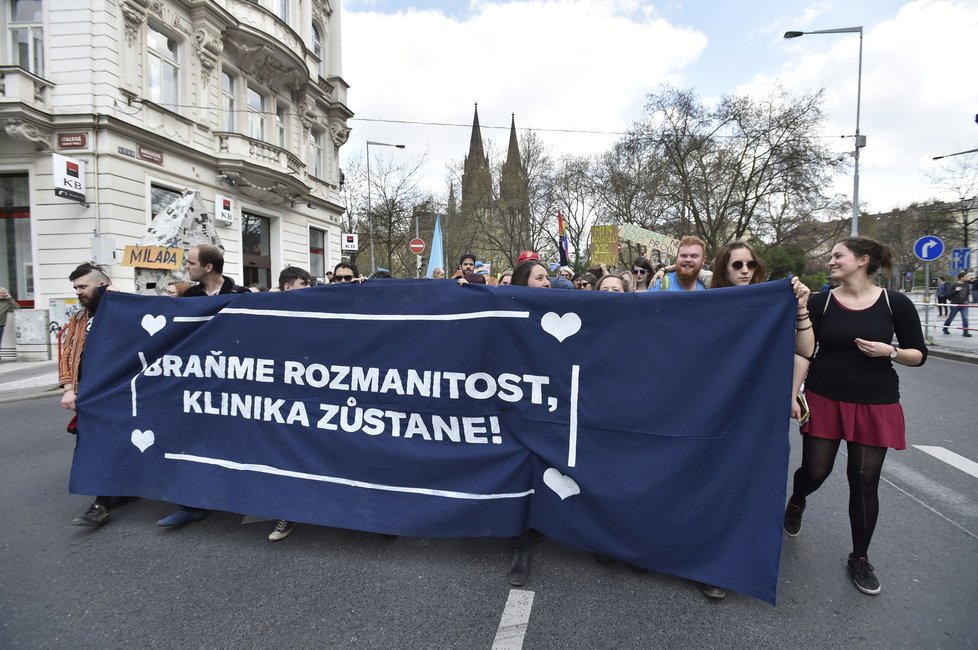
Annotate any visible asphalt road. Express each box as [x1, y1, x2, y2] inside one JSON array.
[[0, 358, 975, 649]]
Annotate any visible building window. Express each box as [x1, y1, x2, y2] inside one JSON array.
[[0, 173, 34, 307], [311, 22, 324, 77], [147, 25, 179, 106], [276, 105, 287, 148], [150, 183, 183, 220], [242, 212, 272, 288], [275, 0, 288, 24], [309, 130, 323, 178], [309, 227, 326, 281], [247, 86, 265, 140], [221, 71, 235, 131], [8, 0, 44, 77]]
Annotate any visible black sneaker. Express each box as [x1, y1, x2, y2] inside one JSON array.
[[783, 501, 804, 537], [268, 520, 296, 541], [943, 327, 949, 334], [507, 546, 530, 586], [847, 556, 881, 595], [73, 503, 110, 527]]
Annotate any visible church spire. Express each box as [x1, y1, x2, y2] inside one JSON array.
[[505, 113, 522, 169], [467, 103, 487, 165]]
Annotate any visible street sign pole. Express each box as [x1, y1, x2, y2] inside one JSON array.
[[924, 262, 930, 338], [914, 235, 945, 340]]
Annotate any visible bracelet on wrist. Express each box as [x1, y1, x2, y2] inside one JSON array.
[[795, 324, 813, 331]]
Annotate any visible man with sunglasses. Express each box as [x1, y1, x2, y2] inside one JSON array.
[[648, 236, 709, 292], [331, 261, 363, 284]]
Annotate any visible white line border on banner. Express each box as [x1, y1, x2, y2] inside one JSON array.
[[174, 308, 531, 323], [164, 453, 535, 500]]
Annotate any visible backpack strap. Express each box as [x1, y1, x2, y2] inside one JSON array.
[[882, 289, 892, 315]]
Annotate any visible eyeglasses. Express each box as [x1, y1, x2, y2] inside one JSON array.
[[333, 275, 356, 282], [731, 260, 758, 271], [632, 268, 648, 275]]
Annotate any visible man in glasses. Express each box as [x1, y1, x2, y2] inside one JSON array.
[[331, 261, 362, 284], [648, 236, 709, 292]]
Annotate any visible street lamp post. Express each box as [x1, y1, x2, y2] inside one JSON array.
[[365, 140, 406, 273], [785, 26, 864, 236]]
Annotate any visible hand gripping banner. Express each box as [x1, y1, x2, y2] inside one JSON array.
[[71, 279, 796, 602]]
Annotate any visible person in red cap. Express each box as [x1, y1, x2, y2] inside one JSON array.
[[516, 250, 540, 265]]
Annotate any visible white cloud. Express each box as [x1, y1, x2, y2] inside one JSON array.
[[340, 1, 707, 195], [739, 0, 978, 211]]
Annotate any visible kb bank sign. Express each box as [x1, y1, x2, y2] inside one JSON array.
[[52, 153, 87, 203]]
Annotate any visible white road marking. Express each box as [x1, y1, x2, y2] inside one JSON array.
[[914, 445, 978, 480], [492, 589, 535, 650]]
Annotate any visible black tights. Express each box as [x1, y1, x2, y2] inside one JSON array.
[[789, 436, 888, 558]]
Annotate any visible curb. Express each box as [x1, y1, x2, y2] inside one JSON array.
[[927, 349, 978, 365], [0, 386, 61, 404]]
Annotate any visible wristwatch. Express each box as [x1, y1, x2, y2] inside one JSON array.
[[889, 346, 899, 359]]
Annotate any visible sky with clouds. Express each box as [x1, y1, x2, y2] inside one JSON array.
[[338, 0, 978, 215]]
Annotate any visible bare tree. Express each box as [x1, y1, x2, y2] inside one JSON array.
[[926, 155, 978, 248]]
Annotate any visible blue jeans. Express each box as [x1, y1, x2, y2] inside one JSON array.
[[944, 306, 970, 332]]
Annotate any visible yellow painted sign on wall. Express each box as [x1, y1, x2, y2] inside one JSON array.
[[121, 246, 185, 270]]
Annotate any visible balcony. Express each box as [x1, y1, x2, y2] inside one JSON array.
[[0, 66, 52, 111], [224, 0, 309, 93], [214, 130, 311, 203]]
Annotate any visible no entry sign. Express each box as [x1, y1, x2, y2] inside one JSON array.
[[409, 238, 425, 254]]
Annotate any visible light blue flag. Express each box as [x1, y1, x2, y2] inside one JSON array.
[[425, 213, 445, 278]]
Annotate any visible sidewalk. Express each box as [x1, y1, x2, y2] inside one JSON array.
[[911, 299, 978, 365], [0, 359, 60, 403]]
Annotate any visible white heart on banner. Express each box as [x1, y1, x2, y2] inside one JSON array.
[[131, 429, 155, 452], [540, 312, 581, 343], [140, 314, 166, 336], [543, 468, 581, 500]]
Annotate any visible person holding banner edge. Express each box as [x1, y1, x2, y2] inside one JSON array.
[[157, 245, 248, 528], [62, 263, 135, 527], [504, 259, 552, 585], [784, 237, 926, 596]]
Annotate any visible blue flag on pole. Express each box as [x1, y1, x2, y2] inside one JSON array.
[[424, 213, 445, 278], [71, 280, 796, 602]]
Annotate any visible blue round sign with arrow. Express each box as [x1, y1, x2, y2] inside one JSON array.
[[913, 236, 944, 262]]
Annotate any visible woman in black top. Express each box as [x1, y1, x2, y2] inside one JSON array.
[[784, 237, 926, 596]]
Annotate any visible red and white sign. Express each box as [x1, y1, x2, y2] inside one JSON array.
[[52, 153, 86, 202], [214, 194, 234, 226], [409, 238, 425, 254], [342, 233, 359, 251]]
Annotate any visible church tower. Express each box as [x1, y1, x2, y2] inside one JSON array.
[[459, 103, 494, 226], [498, 114, 531, 255]]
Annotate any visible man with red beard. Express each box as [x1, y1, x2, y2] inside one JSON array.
[[648, 236, 708, 292], [60, 263, 124, 527]]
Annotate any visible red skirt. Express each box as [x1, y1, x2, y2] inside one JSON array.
[[800, 389, 906, 450]]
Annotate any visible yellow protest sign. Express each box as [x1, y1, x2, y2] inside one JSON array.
[[121, 246, 185, 270], [589, 225, 620, 266]]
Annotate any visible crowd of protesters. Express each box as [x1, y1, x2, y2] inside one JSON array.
[[58, 234, 929, 600]]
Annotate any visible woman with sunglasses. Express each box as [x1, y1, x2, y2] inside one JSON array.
[[695, 241, 812, 600], [631, 257, 655, 291], [784, 237, 926, 597]]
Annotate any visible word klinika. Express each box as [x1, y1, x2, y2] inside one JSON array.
[[182, 391, 504, 445]]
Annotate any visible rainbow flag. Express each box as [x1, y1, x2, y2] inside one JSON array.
[[557, 210, 569, 266]]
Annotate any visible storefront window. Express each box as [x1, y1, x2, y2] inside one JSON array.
[[0, 173, 34, 306], [309, 227, 325, 281]]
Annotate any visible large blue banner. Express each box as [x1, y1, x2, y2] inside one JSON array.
[[72, 279, 796, 602]]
